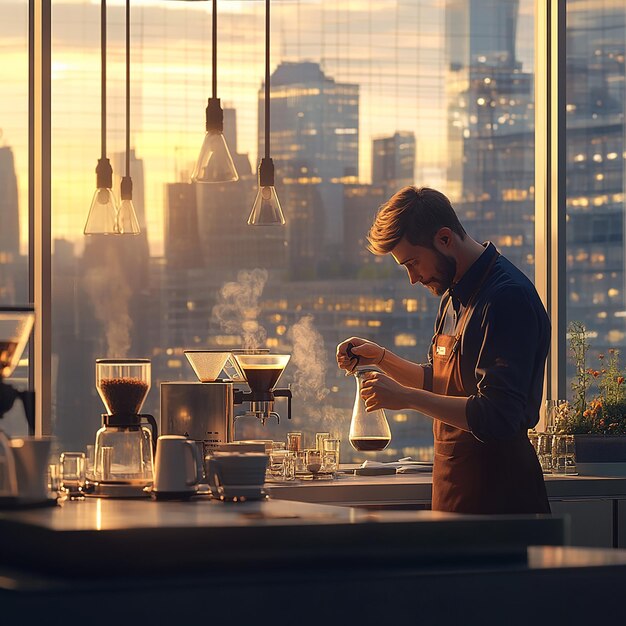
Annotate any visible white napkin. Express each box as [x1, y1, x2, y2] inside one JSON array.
[[360, 457, 432, 473]]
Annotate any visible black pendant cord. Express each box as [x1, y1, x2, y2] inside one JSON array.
[[212, 0, 217, 100], [101, 0, 107, 160], [125, 0, 130, 178], [265, 0, 270, 160]]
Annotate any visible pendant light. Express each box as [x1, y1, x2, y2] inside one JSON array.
[[117, 0, 140, 234], [84, 0, 118, 235], [191, 0, 239, 184], [248, 0, 285, 226]]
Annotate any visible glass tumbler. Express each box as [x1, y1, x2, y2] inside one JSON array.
[[282, 451, 296, 481], [537, 433, 553, 474], [322, 438, 341, 474], [552, 434, 577, 475], [305, 449, 323, 476], [60, 451, 86, 497]]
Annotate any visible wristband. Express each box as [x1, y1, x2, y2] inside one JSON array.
[[377, 347, 386, 365]]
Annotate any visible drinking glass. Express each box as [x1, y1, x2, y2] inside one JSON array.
[[294, 450, 308, 475], [552, 434, 577, 475], [48, 462, 61, 495], [282, 451, 296, 481], [537, 433, 553, 474], [60, 451, 86, 498], [322, 437, 341, 474], [269, 448, 289, 477], [315, 432, 330, 452], [545, 399, 568, 433], [305, 449, 323, 476], [287, 432, 302, 452]]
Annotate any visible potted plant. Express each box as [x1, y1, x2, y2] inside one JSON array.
[[552, 322, 626, 474]]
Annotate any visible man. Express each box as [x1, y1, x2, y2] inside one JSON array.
[[336, 186, 550, 514]]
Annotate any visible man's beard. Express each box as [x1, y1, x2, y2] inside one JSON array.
[[425, 250, 457, 296]]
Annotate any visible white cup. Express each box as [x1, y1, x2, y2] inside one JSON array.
[[153, 435, 200, 497], [10, 436, 53, 502]]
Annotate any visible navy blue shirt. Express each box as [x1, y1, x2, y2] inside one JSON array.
[[421, 242, 551, 442]]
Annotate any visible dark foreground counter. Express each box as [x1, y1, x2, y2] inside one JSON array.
[[0, 497, 625, 624]]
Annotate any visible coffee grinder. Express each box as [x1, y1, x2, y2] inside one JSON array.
[[160, 350, 292, 475], [89, 358, 158, 498]]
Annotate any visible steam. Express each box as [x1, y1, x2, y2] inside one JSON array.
[[84, 246, 132, 357], [212, 269, 268, 349], [288, 315, 352, 436], [288, 315, 329, 402]]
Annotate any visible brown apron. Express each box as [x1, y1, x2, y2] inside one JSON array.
[[431, 254, 550, 515]]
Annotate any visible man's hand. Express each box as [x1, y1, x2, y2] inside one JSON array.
[[359, 371, 412, 411], [336, 337, 385, 374]]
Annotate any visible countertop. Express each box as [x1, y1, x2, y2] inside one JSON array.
[[265, 469, 626, 507]]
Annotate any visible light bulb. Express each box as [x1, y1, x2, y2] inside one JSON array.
[[192, 130, 239, 183], [248, 185, 285, 226], [84, 186, 119, 235], [117, 198, 141, 235]]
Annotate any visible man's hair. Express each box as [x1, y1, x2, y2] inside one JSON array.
[[366, 186, 466, 255]]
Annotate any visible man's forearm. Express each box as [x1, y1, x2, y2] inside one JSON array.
[[380, 350, 427, 389], [404, 387, 470, 431]]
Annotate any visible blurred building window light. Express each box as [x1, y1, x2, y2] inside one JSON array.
[[607, 152, 618, 160], [608, 289, 620, 298], [597, 312, 608, 319], [167, 359, 182, 368], [267, 338, 279, 348], [404, 298, 418, 313], [394, 333, 417, 347], [608, 331, 625, 344], [367, 320, 382, 327]]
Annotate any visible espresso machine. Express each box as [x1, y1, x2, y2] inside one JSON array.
[[160, 350, 292, 472]]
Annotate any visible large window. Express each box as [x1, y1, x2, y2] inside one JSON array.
[[566, 1, 626, 374], [0, 0, 30, 436], [44, 0, 535, 461]]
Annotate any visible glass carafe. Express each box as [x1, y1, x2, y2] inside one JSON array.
[[349, 367, 391, 452], [93, 425, 155, 484]]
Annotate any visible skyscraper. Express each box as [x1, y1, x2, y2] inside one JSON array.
[[260, 61, 359, 182], [565, 2, 626, 352], [0, 145, 22, 303], [0, 146, 19, 262], [446, 0, 535, 277], [260, 62, 359, 274], [372, 132, 416, 195]]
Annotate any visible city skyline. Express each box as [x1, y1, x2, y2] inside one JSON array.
[[1, 0, 535, 255]]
